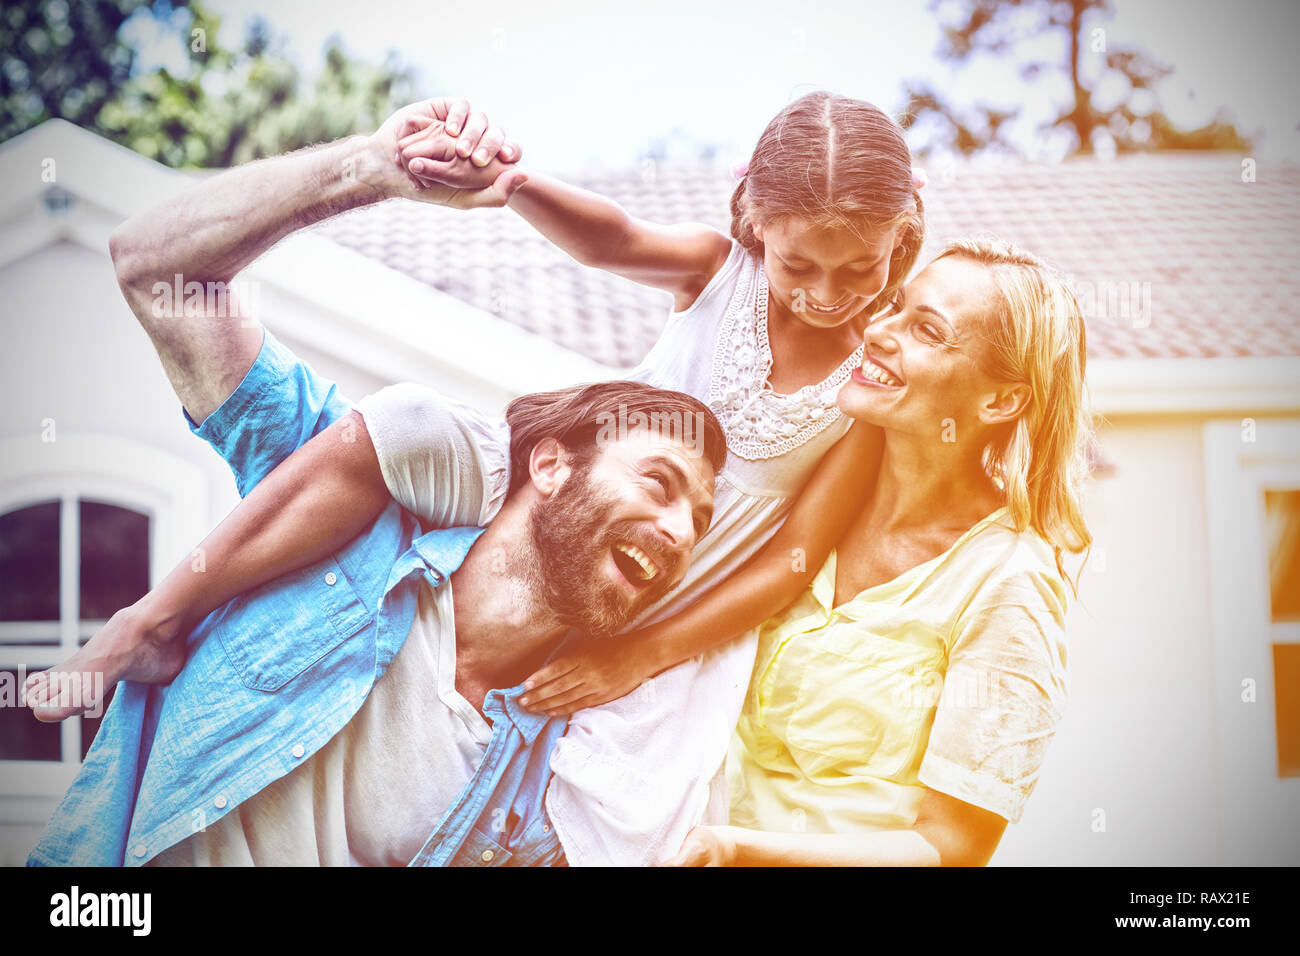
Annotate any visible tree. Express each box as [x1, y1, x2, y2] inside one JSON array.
[[0, 0, 187, 143], [902, 0, 1252, 158], [2, 0, 418, 168]]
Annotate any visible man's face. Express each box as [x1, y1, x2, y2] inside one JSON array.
[[528, 429, 716, 638]]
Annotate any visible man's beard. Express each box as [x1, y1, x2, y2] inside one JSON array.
[[526, 463, 676, 639]]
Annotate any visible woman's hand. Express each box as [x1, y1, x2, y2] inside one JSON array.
[[658, 826, 736, 866], [517, 629, 665, 715]]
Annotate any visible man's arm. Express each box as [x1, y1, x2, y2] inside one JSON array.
[[110, 99, 522, 423]]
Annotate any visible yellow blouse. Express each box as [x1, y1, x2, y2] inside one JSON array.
[[728, 508, 1069, 834]]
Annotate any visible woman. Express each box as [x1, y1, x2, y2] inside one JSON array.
[[665, 237, 1092, 865]]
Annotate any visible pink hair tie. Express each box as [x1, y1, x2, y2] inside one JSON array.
[[911, 167, 928, 190], [731, 160, 750, 181]]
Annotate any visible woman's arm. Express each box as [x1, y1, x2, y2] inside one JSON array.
[[664, 787, 1008, 866], [397, 117, 733, 310], [518, 420, 884, 713]]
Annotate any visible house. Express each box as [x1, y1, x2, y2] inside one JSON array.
[[0, 119, 1296, 865]]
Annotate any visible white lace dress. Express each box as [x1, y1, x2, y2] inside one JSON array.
[[544, 239, 866, 865]]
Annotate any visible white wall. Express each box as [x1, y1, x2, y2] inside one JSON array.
[[997, 413, 1297, 865]]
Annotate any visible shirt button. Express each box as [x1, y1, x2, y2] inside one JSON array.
[[542, 824, 550, 833], [324, 572, 337, 586], [480, 849, 494, 862], [292, 744, 306, 759], [214, 795, 228, 810], [132, 844, 147, 858]]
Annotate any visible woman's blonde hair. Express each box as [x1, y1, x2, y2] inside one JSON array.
[[730, 91, 925, 320], [935, 238, 1093, 579]]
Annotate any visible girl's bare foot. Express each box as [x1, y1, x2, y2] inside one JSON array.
[[23, 605, 189, 722]]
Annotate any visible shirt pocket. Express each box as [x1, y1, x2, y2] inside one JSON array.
[[217, 558, 373, 692], [782, 624, 945, 781]]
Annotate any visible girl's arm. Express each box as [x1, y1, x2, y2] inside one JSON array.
[[662, 787, 1009, 866], [398, 118, 733, 311], [505, 170, 734, 310], [518, 420, 884, 714]]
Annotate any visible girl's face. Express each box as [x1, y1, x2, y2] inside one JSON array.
[[755, 217, 900, 330], [837, 255, 1023, 440]]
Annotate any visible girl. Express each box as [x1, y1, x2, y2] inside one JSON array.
[[393, 93, 924, 719], [390, 91, 926, 863]]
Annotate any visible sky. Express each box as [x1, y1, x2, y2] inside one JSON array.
[[124, 0, 1300, 172]]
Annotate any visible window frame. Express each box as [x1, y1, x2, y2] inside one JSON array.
[[0, 434, 207, 800], [1203, 417, 1300, 864]]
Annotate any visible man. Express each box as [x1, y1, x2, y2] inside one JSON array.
[[25, 99, 724, 866]]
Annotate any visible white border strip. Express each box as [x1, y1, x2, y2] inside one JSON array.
[[1091, 358, 1300, 416]]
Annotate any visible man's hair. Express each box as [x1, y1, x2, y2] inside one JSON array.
[[504, 381, 728, 493]]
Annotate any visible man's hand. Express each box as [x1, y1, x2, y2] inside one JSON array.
[[365, 98, 527, 208]]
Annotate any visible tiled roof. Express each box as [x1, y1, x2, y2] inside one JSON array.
[[316, 154, 1300, 367]]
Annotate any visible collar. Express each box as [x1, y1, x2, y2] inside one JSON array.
[[482, 684, 558, 744], [811, 550, 837, 610], [410, 525, 489, 582]]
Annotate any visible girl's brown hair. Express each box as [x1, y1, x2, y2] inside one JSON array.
[[730, 91, 924, 319]]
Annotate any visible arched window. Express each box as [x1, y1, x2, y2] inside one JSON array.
[[0, 434, 208, 829], [0, 498, 151, 765]]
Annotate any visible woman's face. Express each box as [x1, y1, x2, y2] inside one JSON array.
[[755, 217, 899, 330], [837, 255, 1014, 438]]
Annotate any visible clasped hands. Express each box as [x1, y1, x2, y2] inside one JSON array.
[[368, 97, 527, 207]]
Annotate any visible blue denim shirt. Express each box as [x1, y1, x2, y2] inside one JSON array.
[[27, 329, 566, 867]]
